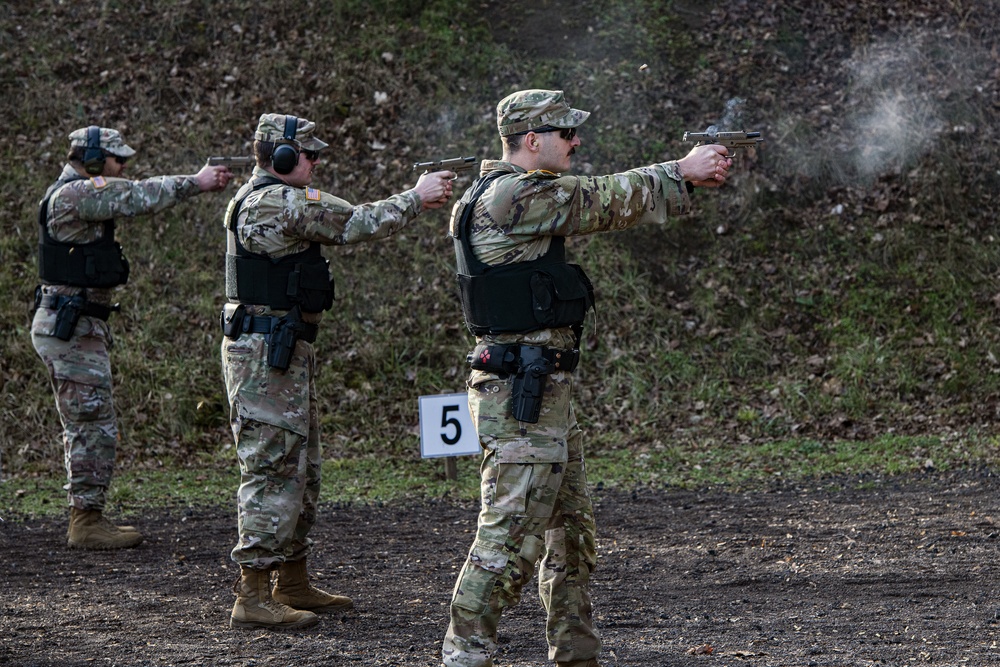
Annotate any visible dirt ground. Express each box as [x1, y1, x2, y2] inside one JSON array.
[[1, 470, 997, 667]]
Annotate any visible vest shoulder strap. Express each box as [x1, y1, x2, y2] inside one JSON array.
[[454, 170, 507, 276]]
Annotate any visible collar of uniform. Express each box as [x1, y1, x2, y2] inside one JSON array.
[[480, 159, 521, 174], [481, 160, 561, 179]]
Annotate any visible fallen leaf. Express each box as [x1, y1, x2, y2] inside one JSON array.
[[687, 643, 714, 655]]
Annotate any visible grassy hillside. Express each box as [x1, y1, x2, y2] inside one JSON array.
[[1, 0, 999, 496]]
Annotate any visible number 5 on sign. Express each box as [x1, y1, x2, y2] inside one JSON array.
[[418, 393, 480, 458]]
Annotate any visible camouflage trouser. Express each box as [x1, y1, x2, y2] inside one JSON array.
[[31, 308, 118, 512], [221, 333, 321, 569], [442, 368, 600, 667]]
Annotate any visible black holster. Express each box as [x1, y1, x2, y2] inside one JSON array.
[[53, 295, 85, 341], [511, 345, 553, 424], [267, 308, 304, 371]]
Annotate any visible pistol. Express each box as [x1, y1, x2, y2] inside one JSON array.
[[412, 156, 477, 176], [682, 129, 763, 157], [206, 156, 256, 168]]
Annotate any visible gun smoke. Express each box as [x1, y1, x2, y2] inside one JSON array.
[[719, 97, 747, 132], [703, 98, 749, 138], [776, 30, 991, 185], [843, 36, 943, 179]]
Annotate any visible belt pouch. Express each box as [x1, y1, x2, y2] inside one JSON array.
[[222, 304, 246, 340]]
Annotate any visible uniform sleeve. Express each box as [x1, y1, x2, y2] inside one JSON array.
[[500, 161, 692, 240], [72, 175, 201, 221], [276, 187, 423, 246]]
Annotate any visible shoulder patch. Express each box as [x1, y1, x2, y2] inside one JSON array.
[[305, 187, 321, 201], [90, 176, 108, 189]]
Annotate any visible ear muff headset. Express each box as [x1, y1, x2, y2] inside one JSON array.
[[82, 125, 106, 176], [271, 115, 300, 175]]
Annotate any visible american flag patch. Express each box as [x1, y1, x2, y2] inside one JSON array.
[[306, 187, 321, 201], [90, 176, 108, 188]]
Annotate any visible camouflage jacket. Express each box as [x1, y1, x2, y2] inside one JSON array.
[[40, 163, 201, 305], [450, 159, 692, 350], [224, 166, 424, 321]]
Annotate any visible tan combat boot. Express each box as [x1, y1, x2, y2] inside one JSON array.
[[231, 566, 319, 630], [67, 508, 144, 550], [272, 558, 354, 613]]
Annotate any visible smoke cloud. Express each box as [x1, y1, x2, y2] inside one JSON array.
[[844, 35, 944, 179], [775, 29, 991, 186]]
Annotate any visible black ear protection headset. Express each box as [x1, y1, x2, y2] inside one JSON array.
[[271, 115, 300, 175], [82, 125, 106, 176]]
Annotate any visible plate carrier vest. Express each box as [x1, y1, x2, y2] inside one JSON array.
[[225, 176, 334, 313], [453, 171, 594, 337], [37, 174, 130, 287]]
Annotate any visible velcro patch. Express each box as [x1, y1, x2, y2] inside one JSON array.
[[90, 176, 108, 189], [305, 187, 321, 201]]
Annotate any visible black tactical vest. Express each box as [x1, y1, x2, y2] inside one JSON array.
[[453, 171, 594, 336], [225, 176, 335, 313], [37, 175, 131, 287]]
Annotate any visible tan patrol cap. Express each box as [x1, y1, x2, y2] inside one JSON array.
[[496, 89, 590, 137]]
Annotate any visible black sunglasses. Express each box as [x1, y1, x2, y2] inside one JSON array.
[[532, 126, 577, 141], [302, 149, 320, 161], [113, 156, 129, 165]]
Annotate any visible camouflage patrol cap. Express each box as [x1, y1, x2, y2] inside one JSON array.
[[254, 113, 329, 151], [496, 89, 590, 137], [68, 127, 136, 157]]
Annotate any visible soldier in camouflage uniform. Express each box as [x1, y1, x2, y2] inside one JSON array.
[[32, 126, 232, 550], [441, 90, 732, 667], [221, 113, 454, 631]]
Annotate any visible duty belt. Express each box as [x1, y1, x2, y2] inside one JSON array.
[[223, 310, 318, 344], [468, 343, 580, 375], [35, 292, 118, 321]]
